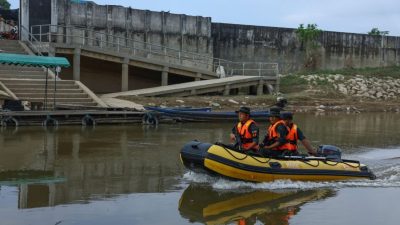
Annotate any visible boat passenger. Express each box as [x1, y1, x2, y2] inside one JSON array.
[[230, 106, 259, 152], [280, 112, 317, 156], [260, 107, 295, 157]]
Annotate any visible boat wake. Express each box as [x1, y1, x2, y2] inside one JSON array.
[[182, 147, 400, 190]]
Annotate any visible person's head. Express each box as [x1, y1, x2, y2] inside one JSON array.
[[236, 106, 251, 122], [280, 111, 294, 126], [268, 106, 281, 124]]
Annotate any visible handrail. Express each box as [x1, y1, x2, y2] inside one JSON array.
[[32, 24, 216, 61], [29, 24, 279, 77], [20, 25, 45, 56]]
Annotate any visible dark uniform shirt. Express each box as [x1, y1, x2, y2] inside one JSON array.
[[232, 121, 259, 144], [262, 123, 289, 146], [288, 124, 306, 141]]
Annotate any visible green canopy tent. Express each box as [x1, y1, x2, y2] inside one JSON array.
[[0, 53, 71, 110]]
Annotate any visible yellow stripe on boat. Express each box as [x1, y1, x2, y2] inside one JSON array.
[[204, 145, 367, 182]]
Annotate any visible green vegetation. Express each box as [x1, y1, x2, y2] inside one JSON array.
[[368, 28, 389, 36], [293, 66, 400, 78], [296, 24, 323, 71], [296, 24, 322, 48], [0, 0, 10, 10], [279, 75, 309, 93]]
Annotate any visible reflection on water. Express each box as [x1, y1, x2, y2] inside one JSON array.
[[0, 113, 399, 224], [295, 113, 400, 150], [0, 125, 186, 209], [179, 184, 335, 225]]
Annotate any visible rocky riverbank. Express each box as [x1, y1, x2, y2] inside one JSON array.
[[119, 70, 400, 113], [300, 74, 400, 100]]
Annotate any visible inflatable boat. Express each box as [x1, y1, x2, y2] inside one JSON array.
[[180, 141, 376, 182], [145, 107, 270, 122]]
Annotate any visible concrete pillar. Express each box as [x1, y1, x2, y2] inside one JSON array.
[[121, 57, 129, 92], [257, 80, 264, 96], [73, 48, 81, 81], [223, 84, 230, 96], [195, 72, 202, 81], [20, 0, 29, 41], [161, 67, 169, 86]]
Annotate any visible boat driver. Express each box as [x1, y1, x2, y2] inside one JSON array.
[[280, 111, 317, 156]]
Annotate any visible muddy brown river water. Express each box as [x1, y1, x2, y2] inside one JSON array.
[[0, 113, 400, 225]]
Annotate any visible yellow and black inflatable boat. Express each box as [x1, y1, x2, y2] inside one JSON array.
[[180, 141, 376, 182]]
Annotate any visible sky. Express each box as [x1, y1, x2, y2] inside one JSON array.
[[8, 0, 400, 36]]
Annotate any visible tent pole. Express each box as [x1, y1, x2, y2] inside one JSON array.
[[54, 69, 57, 110], [45, 67, 48, 110]]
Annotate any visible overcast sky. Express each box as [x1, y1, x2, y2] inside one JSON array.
[[8, 0, 400, 36]]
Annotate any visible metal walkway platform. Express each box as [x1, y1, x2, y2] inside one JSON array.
[[103, 76, 277, 97]]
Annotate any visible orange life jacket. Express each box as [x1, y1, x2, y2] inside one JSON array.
[[286, 124, 299, 151], [237, 219, 246, 225], [267, 120, 292, 151], [236, 119, 256, 150]]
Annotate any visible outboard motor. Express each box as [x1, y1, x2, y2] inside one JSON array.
[[317, 145, 342, 161]]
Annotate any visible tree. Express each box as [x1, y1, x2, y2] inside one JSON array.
[[0, 0, 10, 10], [368, 28, 389, 36], [296, 24, 323, 70], [296, 23, 322, 47]]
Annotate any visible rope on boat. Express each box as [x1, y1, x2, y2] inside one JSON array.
[[217, 144, 360, 169], [343, 161, 361, 168], [219, 145, 272, 163]]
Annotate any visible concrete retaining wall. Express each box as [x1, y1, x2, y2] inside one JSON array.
[[212, 23, 400, 73], [55, 0, 213, 56], [20, 1, 400, 75]]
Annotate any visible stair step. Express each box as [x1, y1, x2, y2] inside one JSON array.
[[0, 79, 74, 83], [0, 50, 26, 54], [0, 75, 46, 79], [6, 84, 78, 92], [16, 93, 89, 98], [11, 88, 84, 93], [1, 79, 76, 84], [0, 46, 25, 51], [20, 97, 95, 103], [0, 40, 21, 45], [0, 65, 44, 71], [0, 70, 45, 73], [47, 102, 99, 107]]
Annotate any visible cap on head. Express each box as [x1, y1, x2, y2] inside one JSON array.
[[236, 106, 251, 115], [280, 111, 293, 120], [268, 106, 281, 118]]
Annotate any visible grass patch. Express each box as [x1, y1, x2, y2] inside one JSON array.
[[292, 66, 400, 78], [279, 75, 308, 93]]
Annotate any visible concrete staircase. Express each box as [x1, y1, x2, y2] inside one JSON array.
[[0, 79, 99, 107], [0, 40, 106, 108]]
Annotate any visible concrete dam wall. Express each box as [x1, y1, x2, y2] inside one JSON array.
[[55, 0, 213, 57], [22, 0, 400, 74], [212, 23, 400, 73]]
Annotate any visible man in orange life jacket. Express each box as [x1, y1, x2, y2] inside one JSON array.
[[259, 107, 294, 157], [230, 106, 259, 152], [280, 112, 317, 156]]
